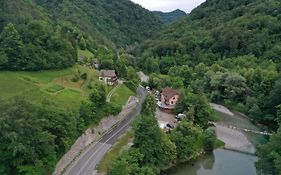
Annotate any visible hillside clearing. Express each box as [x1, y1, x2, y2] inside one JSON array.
[[0, 66, 100, 109]]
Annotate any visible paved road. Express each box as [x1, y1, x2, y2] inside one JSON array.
[[64, 86, 147, 175]]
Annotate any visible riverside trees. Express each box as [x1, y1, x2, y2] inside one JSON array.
[[256, 127, 281, 175], [109, 95, 210, 175]]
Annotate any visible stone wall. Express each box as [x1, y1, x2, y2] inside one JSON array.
[[53, 96, 139, 175]]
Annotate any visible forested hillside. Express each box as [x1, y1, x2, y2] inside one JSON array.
[[0, 0, 162, 71], [135, 0, 281, 126], [134, 1, 281, 174], [136, 0, 281, 62], [153, 9, 187, 24], [34, 0, 162, 47]]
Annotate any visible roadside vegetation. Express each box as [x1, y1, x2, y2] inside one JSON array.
[[98, 131, 134, 173], [108, 95, 216, 175]]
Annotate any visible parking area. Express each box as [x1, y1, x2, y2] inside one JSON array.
[[155, 108, 177, 129]]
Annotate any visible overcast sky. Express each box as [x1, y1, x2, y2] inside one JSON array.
[[131, 0, 206, 13]]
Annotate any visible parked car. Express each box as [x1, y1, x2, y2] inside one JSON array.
[[146, 86, 151, 91], [176, 113, 186, 120], [175, 117, 182, 122], [167, 123, 175, 129]]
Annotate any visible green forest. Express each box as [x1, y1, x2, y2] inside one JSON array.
[[0, 0, 162, 70], [153, 9, 187, 24], [132, 0, 281, 174], [1, 0, 281, 174], [134, 0, 281, 131]]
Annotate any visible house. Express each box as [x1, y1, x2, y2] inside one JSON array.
[[158, 87, 180, 111], [99, 70, 118, 85]]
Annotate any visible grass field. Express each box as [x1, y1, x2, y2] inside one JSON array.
[[0, 65, 136, 111], [110, 84, 136, 107], [78, 49, 94, 59], [0, 65, 100, 109]]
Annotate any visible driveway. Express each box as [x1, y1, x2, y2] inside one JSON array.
[[155, 108, 176, 129]]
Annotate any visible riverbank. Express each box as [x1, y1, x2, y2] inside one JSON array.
[[210, 103, 234, 116], [215, 123, 255, 153], [162, 104, 264, 175]]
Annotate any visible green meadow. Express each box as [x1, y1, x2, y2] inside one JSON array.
[[0, 66, 100, 109], [0, 65, 136, 110], [111, 84, 136, 107]]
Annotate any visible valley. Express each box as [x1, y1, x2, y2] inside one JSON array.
[[0, 0, 281, 175]]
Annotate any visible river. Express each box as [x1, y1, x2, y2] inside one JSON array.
[[162, 106, 267, 175]]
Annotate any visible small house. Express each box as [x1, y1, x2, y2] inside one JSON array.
[[158, 87, 180, 111], [99, 70, 118, 85]]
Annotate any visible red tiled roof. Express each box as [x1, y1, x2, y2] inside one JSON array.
[[162, 87, 179, 101], [100, 70, 116, 78]]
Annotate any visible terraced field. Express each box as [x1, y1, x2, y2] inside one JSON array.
[[0, 66, 99, 109]]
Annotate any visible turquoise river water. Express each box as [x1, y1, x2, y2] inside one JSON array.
[[162, 110, 267, 175]]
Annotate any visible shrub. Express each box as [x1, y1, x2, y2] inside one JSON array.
[[46, 84, 64, 93], [124, 79, 138, 92], [72, 74, 80, 82], [204, 128, 216, 152], [80, 72, 88, 80]]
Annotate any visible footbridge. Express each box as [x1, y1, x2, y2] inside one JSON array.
[[209, 121, 272, 136]]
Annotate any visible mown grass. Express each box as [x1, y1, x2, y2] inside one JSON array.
[[110, 84, 136, 107], [0, 65, 99, 109], [97, 131, 133, 173], [0, 66, 135, 110], [45, 84, 64, 93], [19, 67, 76, 84], [78, 49, 94, 59]]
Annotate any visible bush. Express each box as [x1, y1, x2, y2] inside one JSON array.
[[124, 79, 138, 92], [72, 74, 80, 82], [108, 103, 122, 115], [80, 72, 88, 80], [46, 84, 64, 93], [204, 128, 216, 152]]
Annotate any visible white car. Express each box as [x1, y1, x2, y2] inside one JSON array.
[[176, 113, 186, 119]]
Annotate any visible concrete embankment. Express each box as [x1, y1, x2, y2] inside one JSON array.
[[53, 96, 139, 175]]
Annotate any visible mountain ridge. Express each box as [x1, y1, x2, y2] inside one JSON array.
[[153, 9, 187, 24]]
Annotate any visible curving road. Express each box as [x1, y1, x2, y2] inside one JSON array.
[[64, 86, 147, 175]]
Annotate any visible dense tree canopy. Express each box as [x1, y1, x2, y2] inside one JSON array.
[[256, 127, 281, 175], [0, 0, 163, 71], [33, 0, 162, 47], [0, 97, 81, 175], [0, 21, 77, 70]]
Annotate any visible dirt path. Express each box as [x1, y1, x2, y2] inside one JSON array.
[[137, 71, 149, 83], [106, 82, 122, 102]]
